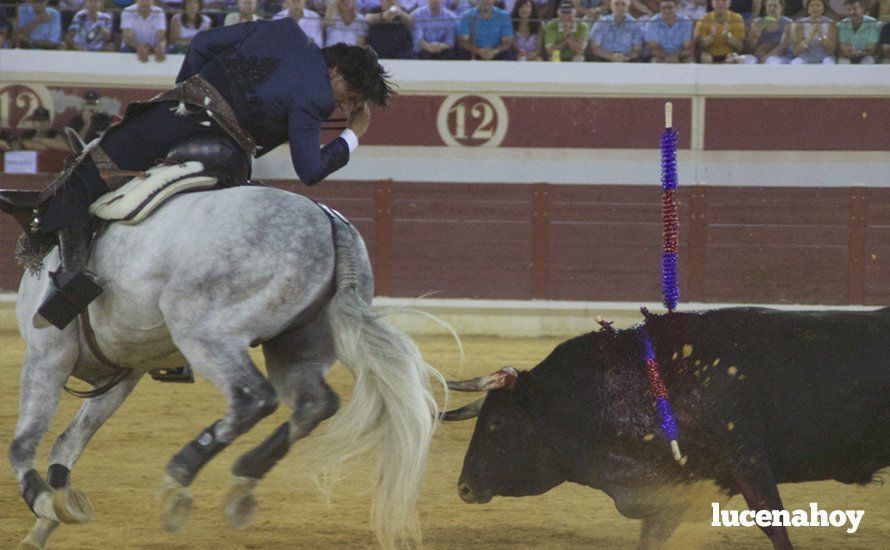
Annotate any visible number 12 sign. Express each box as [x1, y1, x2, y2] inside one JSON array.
[[436, 94, 508, 148]]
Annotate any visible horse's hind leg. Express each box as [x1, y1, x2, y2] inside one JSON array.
[[223, 316, 339, 529], [9, 337, 84, 530], [20, 371, 143, 550], [158, 338, 278, 532]]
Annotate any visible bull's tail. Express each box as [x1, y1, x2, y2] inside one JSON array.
[[315, 219, 444, 549]]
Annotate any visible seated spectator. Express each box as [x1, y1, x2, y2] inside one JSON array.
[[412, 0, 458, 59], [837, 0, 878, 62], [457, 0, 515, 59], [324, 0, 368, 46], [121, 0, 167, 62], [274, 0, 324, 45], [881, 18, 890, 62], [170, 0, 213, 53], [512, 0, 543, 60], [14, 0, 63, 49], [790, 0, 837, 62], [545, 1, 589, 61], [694, 0, 745, 62], [58, 1, 86, 31], [588, 0, 644, 61], [68, 91, 113, 144], [644, 0, 694, 62], [737, 0, 792, 62], [365, 0, 415, 58], [675, 0, 707, 20], [225, 0, 262, 24], [66, 0, 113, 51]]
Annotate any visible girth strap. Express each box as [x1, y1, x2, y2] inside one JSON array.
[[63, 310, 132, 399]]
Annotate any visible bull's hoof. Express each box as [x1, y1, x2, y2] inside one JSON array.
[[158, 477, 194, 533], [223, 476, 258, 530], [51, 488, 93, 524]]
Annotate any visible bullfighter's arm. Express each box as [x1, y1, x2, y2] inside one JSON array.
[[286, 105, 354, 186]]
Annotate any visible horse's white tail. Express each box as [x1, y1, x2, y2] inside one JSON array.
[[316, 219, 443, 549]]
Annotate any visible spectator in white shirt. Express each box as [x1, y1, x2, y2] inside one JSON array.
[[120, 0, 167, 62], [324, 0, 368, 45]]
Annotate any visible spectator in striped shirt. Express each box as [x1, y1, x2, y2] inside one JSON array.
[[66, 0, 113, 51]]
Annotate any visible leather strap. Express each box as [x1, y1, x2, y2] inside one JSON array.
[[63, 311, 132, 399]]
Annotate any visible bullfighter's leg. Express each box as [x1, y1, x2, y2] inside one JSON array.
[[157, 337, 278, 533], [638, 510, 683, 550], [223, 315, 339, 529], [21, 370, 143, 550], [732, 449, 794, 550], [9, 331, 92, 533]]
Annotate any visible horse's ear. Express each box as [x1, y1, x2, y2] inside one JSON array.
[[63, 127, 86, 155]]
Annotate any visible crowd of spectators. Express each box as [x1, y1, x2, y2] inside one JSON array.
[[1, 0, 888, 62]]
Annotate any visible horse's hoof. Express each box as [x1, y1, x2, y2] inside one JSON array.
[[18, 541, 43, 550], [51, 488, 93, 524], [158, 478, 193, 533], [223, 477, 259, 530]]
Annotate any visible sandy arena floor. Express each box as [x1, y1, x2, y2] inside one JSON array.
[[1, 331, 887, 549]]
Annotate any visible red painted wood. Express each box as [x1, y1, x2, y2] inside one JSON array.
[[705, 98, 890, 151]]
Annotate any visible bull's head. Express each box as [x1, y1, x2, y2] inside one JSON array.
[[441, 367, 567, 504]]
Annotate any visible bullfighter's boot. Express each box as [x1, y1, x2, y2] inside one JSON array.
[[35, 225, 102, 330]]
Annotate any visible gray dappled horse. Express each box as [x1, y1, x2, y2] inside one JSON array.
[[8, 185, 443, 549]]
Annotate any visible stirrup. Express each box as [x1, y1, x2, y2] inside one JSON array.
[[35, 271, 103, 330], [149, 365, 195, 383], [0, 190, 43, 233]]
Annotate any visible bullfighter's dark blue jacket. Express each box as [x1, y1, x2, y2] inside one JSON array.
[[176, 18, 350, 185]]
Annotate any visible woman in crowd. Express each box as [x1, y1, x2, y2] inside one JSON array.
[[170, 0, 212, 53], [736, 0, 793, 63], [789, 0, 837, 63], [512, 0, 543, 60]]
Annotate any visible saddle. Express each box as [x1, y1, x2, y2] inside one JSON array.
[[89, 161, 218, 224]]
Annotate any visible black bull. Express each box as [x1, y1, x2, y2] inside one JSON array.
[[446, 307, 890, 550]]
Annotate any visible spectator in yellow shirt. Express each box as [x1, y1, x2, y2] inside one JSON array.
[[695, 0, 745, 62]]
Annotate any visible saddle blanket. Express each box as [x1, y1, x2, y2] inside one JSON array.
[[89, 161, 217, 224]]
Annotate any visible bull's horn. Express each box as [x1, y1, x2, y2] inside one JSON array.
[[446, 367, 518, 392], [439, 397, 486, 421]]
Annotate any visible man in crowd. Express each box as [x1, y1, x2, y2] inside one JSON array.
[[694, 0, 744, 62], [644, 0, 694, 62], [837, 0, 879, 63], [68, 91, 113, 144], [365, 0, 415, 58], [588, 0, 644, 62], [457, 0, 515, 59], [120, 0, 167, 62], [14, 0, 63, 49], [544, 1, 589, 61], [0, 20, 389, 330], [66, 0, 113, 51], [412, 0, 459, 59]]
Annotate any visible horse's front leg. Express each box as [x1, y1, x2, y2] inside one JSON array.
[[9, 337, 81, 527], [20, 370, 144, 550]]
